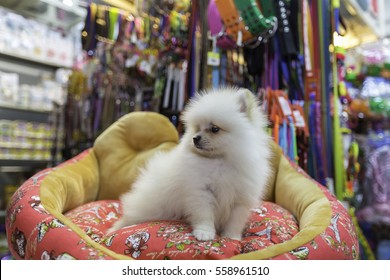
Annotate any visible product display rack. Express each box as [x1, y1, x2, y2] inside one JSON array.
[[0, 4, 78, 234], [0, 70, 56, 166], [0, 3, 78, 256], [0, 49, 73, 69]]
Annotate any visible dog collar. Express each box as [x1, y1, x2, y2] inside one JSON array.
[[233, 0, 277, 36], [215, 0, 252, 45]]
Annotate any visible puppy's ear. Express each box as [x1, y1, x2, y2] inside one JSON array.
[[238, 92, 248, 114], [237, 88, 257, 118]]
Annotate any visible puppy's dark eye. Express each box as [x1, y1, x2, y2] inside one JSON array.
[[211, 125, 220, 133]]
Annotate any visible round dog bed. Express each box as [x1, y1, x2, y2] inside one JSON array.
[[5, 112, 359, 260]]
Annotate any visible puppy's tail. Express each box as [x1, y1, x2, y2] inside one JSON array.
[[107, 218, 127, 234]]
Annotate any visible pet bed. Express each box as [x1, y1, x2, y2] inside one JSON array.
[[6, 112, 359, 260]]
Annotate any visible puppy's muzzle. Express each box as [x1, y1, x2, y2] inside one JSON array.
[[193, 135, 201, 144], [193, 135, 202, 148]]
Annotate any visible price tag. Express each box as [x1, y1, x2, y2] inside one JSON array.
[[293, 110, 305, 128], [207, 51, 220, 66], [277, 96, 292, 116]]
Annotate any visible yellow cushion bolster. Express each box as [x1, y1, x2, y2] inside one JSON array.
[[40, 151, 100, 213], [230, 156, 332, 260], [39, 151, 133, 259], [262, 142, 282, 202], [94, 112, 179, 200]]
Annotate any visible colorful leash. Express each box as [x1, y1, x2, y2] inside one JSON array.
[[303, 0, 329, 185], [331, 0, 346, 200], [315, 100, 326, 184], [288, 116, 298, 163], [81, 3, 97, 54], [308, 93, 319, 180], [279, 119, 288, 153], [108, 7, 120, 41], [312, 0, 327, 184], [319, 0, 334, 181], [220, 52, 227, 86], [302, 0, 316, 179], [188, 0, 198, 99]]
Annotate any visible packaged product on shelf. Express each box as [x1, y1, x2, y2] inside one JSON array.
[[0, 119, 54, 160], [0, 135, 11, 148], [0, 10, 24, 51], [0, 147, 8, 159], [29, 86, 44, 110], [14, 121, 28, 137], [18, 85, 30, 108], [0, 72, 19, 103], [29, 18, 46, 59], [15, 135, 29, 149], [0, 8, 6, 50], [34, 138, 45, 150], [0, 120, 13, 137], [44, 139, 53, 149], [45, 123, 55, 139], [10, 148, 19, 160], [0, 7, 74, 67]]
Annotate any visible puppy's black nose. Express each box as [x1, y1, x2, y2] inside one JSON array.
[[193, 135, 201, 145]]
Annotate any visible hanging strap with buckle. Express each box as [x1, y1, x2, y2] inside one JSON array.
[[233, 0, 277, 36], [215, 0, 252, 46]]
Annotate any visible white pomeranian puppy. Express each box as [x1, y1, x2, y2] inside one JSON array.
[[108, 87, 272, 241]]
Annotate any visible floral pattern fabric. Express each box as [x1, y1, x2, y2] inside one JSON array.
[[65, 200, 299, 260]]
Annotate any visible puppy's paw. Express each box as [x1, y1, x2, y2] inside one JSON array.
[[192, 227, 216, 241]]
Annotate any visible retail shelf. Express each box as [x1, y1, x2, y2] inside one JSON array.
[[0, 101, 52, 114], [0, 0, 86, 30], [0, 106, 51, 123], [0, 142, 51, 150], [0, 49, 72, 69], [0, 160, 50, 172]]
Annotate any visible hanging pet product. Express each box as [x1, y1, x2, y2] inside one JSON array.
[[211, 0, 277, 48], [233, 0, 277, 41], [81, 3, 98, 55], [266, 88, 304, 164], [207, 0, 236, 49]]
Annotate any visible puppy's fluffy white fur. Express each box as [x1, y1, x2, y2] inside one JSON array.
[[109, 87, 272, 241]]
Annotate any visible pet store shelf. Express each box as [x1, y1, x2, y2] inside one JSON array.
[[0, 160, 50, 172], [0, 105, 51, 123], [0, 49, 72, 69], [0, 101, 52, 114], [0, 0, 86, 30]]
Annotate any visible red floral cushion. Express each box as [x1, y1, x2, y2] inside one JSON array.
[[64, 200, 299, 260]]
